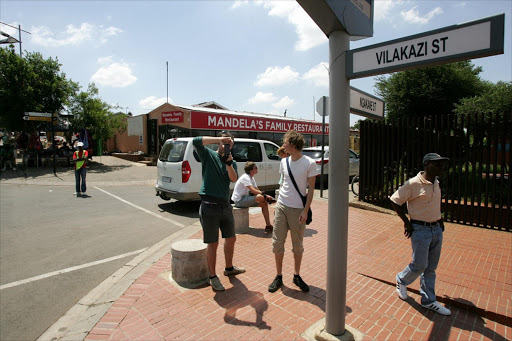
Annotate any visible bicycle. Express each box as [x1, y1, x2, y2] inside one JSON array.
[[351, 174, 359, 196]]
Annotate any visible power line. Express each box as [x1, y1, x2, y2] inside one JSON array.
[[0, 21, 31, 34]]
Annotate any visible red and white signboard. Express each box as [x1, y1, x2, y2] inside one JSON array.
[[162, 111, 184, 123], [191, 111, 329, 135]]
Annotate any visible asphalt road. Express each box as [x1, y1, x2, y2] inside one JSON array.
[[0, 183, 200, 341]]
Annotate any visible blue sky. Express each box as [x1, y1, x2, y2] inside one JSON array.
[[1, 1, 511, 126]]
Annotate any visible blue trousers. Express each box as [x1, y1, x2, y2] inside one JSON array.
[[397, 223, 443, 305], [75, 168, 87, 193]]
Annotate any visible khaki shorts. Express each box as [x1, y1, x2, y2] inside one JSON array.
[[272, 202, 306, 255]]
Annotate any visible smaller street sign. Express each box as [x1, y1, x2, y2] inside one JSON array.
[[350, 86, 384, 120], [316, 88, 385, 120], [24, 112, 52, 118], [347, 14, 504, 79]]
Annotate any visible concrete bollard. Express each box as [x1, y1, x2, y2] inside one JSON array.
[[232, 206, 250, 234], [171, 239, 208, 288]]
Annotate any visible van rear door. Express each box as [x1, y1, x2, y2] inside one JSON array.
[[157, 139, 191, 193]]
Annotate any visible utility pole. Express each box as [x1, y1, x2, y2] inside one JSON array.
[[166, 61, 169, 103]]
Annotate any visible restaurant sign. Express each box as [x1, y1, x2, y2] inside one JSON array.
[[191, 111, 329, 135], [162, 111, 184, 124]]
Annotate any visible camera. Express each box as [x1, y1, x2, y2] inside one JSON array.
[[221, 143, 231, 164]]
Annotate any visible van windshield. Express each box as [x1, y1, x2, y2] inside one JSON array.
[[159, 141, 188, 162]]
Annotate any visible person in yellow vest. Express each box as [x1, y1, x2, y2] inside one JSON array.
[[73, 142, 88, 197]]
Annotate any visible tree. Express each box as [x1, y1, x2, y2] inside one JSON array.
[[454, 81, 512, 118], [0, 46, 78, 130], [375, 61, 487, 120], [68, 83, 126, 142]]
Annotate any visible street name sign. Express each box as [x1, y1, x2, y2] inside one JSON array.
[[347, 14, 504, 79], [316, 88, 384, 120], [349, 86, 384, 120], [24, 112, 52, 118]]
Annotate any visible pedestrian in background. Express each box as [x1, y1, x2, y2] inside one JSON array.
[[390, 153, 451, 315], [268, 130, 317, 293], [73, 142, 88, 197], [231, 161, 275, 233], [193, 132, 245, 291]]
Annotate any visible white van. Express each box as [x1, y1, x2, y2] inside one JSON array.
[[155, 137, 282, 201]]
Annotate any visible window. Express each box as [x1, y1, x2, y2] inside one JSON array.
[[264, 143, 279, 160], [159, 140, 187, 162], [232, 142, 262, 162], [349, 150, 358, 159]]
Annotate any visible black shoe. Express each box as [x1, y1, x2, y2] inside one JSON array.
[[293, 275, 309, 292], [268, 276, 283, 293]]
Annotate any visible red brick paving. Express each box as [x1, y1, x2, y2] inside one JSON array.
[[87, 199, 511, 340]]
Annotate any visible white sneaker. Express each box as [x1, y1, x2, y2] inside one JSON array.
[[396, 280, 408, 300], [422, 301, 451, 316]]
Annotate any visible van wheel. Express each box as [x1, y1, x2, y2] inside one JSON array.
[[159, 193, 171, 201]]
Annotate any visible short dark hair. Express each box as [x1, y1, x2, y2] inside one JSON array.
[[283, 130, 304, 151], [218, 130, 234, 140], [244, 161, 256, 174]]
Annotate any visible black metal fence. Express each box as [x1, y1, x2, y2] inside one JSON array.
[[359, 113, 511, 231]]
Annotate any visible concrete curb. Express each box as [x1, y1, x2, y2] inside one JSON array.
[[37, 222, 202, 341]]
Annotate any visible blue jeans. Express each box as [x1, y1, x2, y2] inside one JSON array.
[[397, 223, 443, 305], [75, 168, 87, 193]]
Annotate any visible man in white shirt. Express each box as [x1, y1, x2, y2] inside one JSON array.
[[268, 130, 317, 293], [231, 161, 275, 232]]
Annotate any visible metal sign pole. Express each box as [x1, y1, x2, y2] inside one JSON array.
[[326, 29, 350, 335]]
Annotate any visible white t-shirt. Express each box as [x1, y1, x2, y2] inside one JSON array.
[[278, 155, 318, 209], [231, 173, 258, 202]]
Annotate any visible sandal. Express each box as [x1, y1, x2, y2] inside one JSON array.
[[265, 225, 273, 232]]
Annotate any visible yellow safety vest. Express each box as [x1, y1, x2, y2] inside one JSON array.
[[74, 150, 87, 170]]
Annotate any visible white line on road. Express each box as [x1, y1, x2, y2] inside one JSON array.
[[0, 248, 147, 290], [94, 186, 185, 228]]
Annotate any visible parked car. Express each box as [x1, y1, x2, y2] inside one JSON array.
[[156, 137, 282, 201], [301, 146, 359, 184]]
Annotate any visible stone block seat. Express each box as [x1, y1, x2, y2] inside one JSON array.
[[232, 206, 250, 234], [170, 239, 207, 288]]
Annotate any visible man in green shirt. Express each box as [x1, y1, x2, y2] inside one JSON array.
[[193, 132, 246, 291]]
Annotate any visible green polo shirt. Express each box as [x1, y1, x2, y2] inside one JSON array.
[[193, 137, 237, 202]]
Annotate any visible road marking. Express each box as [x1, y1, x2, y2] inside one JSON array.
[[0, 249, 147, 290], [94, 186, 185, 228]]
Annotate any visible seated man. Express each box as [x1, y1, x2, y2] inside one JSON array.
[[231, 161, 275, 232]]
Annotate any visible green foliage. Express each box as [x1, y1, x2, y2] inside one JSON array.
[[454, 81, 512, 117], [0, 46, 78, 130], [69, 84, 127, 142], [376, 61, 486, 120]]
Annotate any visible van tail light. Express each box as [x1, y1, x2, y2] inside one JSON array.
[[316, 160, 329, 165], [182, 161, 191, 183]]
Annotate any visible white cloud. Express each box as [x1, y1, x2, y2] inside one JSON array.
[[248, 92, 277, 104], [30, 23, 122, 47], [302, 62, 329, 88], [90, 58, 137, 87], [254, 66, 299, 87], [233, 0, 325, 51], [401, 6, 443, 25], [272, 96, 294, 109], [139, 96, 169, 108]]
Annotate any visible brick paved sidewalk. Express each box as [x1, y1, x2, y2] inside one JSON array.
[[86, 200, 511, 340]]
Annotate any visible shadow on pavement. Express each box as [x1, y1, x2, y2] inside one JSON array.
[[158, 200, 200, 218], [213, 276, 271, 330], [405, 297, 508, 341]]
